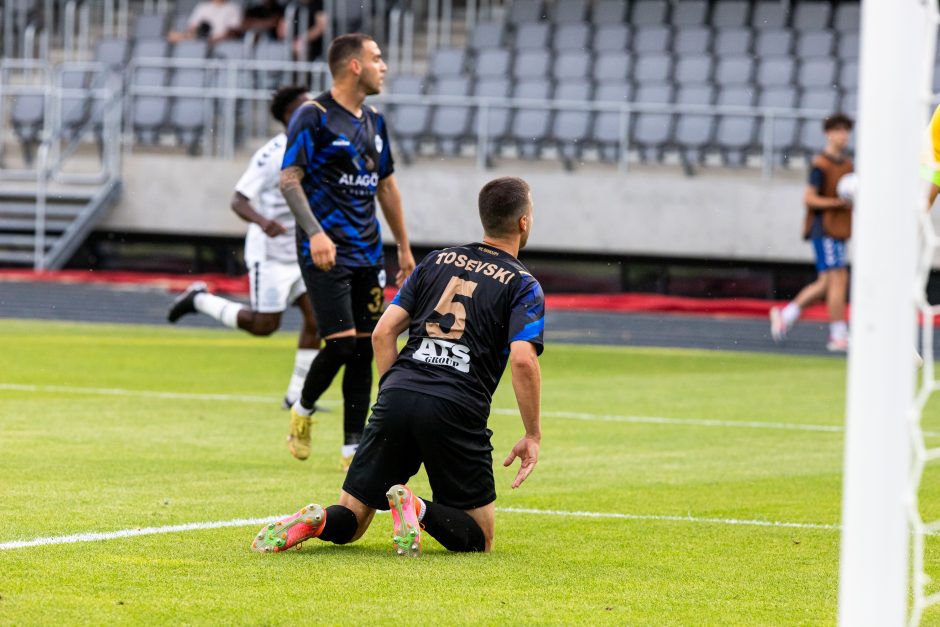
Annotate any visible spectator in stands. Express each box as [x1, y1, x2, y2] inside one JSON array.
[[770, 113, 855, 352], [168, 0, 243, 44], [242, 0, 285, 40], [278, 0, 328, 60]]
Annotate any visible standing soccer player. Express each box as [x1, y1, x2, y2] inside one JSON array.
[[251, 177, 544, 556], [280, 33, 415, 469], [168, 86, 321, 408], [770, 113, 855, 352]]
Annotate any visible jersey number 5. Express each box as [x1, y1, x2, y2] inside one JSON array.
[[426, 276, 479, 340]]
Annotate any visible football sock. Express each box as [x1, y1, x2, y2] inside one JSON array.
[[416, 497, 427, 522], [421, 501, 486, 552], [317, 505, 358, 545], [194, 292, 242, 329], [341, 337, 373, 444], [299, 336, 355, 410], [340, 443, 358, 458], [781, 302, 801, 327], [830, 320, 849, 341], [285, 348, 318, 404]]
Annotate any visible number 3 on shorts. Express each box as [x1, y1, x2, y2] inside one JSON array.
[[426, 277, 478, 340]]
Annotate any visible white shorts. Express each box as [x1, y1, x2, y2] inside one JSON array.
[[247, 259, 307, 313]]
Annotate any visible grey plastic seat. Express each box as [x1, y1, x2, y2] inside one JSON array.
[[714, 28, 753, 57], [797, 91, 838, 156], [130, 39, 171, 144], [387, 75, 428, 162], [592, 0, 627, 24], [474, 48, 511, 78], [842, 92, 857, 114], [633, 53, 673, 83], [673, 1, 708, 27], [674, 27, 712, 55], [552, 79, 594, 168], [796, 30, 835, 58], [755, 30, 793, 57], [751, 3, 789, 30], [553, 50, 590, 80], [513, 50, 551, 78], [60, 70, 90, 136], [631, 0, 669, 26], [633, 26, 672, 54], [429, 77, 473, 154], [170, 68, 210, 154], [471, 78, 512, 155], [801, 87, 840, 112], [758, 86, 798, 162], [593, 51, 631, 82], [837, 32, 859, 59], [798, 58, 838, 89], [714, 86, 757, 165], [134, 38, 170, 60], [674, 84, 717, 167], [632, 83, 675, 162], [509, 80, 553, 158], [793, 2, 832, 31], [756, 56, 796, 88], [711, 1, 750, 28], [594, 24, 630, 52], [508, 0, 545, 25], [172, 39, 208, 59], [551, 0, 588, 22], [12, 92, 46, 163], [839, 60, 859, 91], [515, 22, 551, 50], [253, 40, 290, 89], [674, 56, 713, 85], [470, 20, 504, 51], [552, 23, 590, 51], [834, 4, 861, 32], [429, 47, 467, 78], [591, 82, 633, 161], [133, 13, 167, 39], [171, 12, 191, 34], [714, 56, 755, 87], [95, 38, 130, 71]]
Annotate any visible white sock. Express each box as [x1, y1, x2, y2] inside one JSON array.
[[341, 443, 358, 458], [416, 497, 426, 522], [285, 349, 318, 405], [830, 321, 849, 341], [193, 293, 242, 329], [292, 400, 313, 416], [781, 302, 801, 327]]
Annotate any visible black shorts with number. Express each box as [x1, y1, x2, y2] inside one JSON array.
[[299, 262, 386, 338], [342, 388, 496, 511]]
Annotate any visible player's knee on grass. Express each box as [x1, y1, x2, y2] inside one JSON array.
[[422, 501, 487, 553], [247, 312, 282, 336], [318, 505, 359, 545]]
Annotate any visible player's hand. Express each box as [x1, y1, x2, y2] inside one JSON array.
[[309, 232, 336, 271], [262, 219, 288, 237], [503, 435, 540, 489], [396, 246, 416, 286]]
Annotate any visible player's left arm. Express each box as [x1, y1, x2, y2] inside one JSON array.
[[505, 340, 542, 490], [376, 175, 415, 286], [372, 304, 411, 377]]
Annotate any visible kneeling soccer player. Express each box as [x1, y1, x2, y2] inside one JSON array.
[[251, 177, 545, 555]]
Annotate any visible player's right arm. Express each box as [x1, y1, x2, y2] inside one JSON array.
[[372, 304, 411, 377], [504, 340, 542, 490]]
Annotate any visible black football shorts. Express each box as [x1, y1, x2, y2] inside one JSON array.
[[299, 262, 385, 337]]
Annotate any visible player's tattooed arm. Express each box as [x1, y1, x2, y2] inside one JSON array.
[[280, 166, 336, 270], [376, 175, 416, 285]]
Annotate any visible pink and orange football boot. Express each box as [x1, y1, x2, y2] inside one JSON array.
[[386, 484, 422, 557], [251, 503, 325, 553]]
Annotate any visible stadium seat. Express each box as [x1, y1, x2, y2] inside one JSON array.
[[839, 60, 859, 91], [751, 3, 789, 30], [429, 76, 473, 155], [591, 82, 633, 162], [711, 1, 751, 28], [632, 25, 672, 54], [757, 86, 799, 164], [594, 24, 630, 53], [632, 83, 675, 162], [756, 57, 796, 88], [131, 39, 171, 145], [796, 90, 840, 156], [633, 53, 673, 84], [469, 20, 504, 51], [673, 27, 712, 55], [133, 38, 170, 60], [673, 84, 717, 170], [792, 2, 833, 31], [509, 79, 553, 159], [514, 22, 551, 50], [798, 58, 838, 89], [837, 32, 860, 60], [842, 91, 857, 114], [593, 51, 632, 82], [252, 40, 290, 90], [714, 56, 755, 87], [429, 47, 467, 78], [11, 93, 44, 163], [714, 28, 753, 57], [508, 0, 545, 25], [470, 78, 512, 163], [796, 30, 835, 58], [552, 23, 591, 51], [94, 38, 130, 71], [631, 0, 670, 26], [387, 74, 428, 163], [754, 30, 793, 57], [172, 40, 208, 59], [674, 55, 714, 85], [833, 4, 861, 32], [512, 49, 552, 79], [169, 67, 210, 154], [551, 0, 588, 23], [552, 79, 594, 169], [133, 13, 167, 40], [672, 0, 708, 27], [60, 70, 91, 138], [591, 0, 628, 25], [714, 86, 757, 166], [473, 48, 511, 78], [552, 50, 590, 81]]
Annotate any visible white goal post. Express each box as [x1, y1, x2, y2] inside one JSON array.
[[838, 1, 936, 626]]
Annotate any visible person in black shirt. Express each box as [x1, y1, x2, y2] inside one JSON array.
[[252, 177, 544, 556]]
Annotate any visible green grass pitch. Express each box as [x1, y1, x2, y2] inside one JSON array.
[[2, 318, 940, 625]]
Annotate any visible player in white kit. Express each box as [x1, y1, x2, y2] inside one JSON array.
[[168, 86, 321, 408]]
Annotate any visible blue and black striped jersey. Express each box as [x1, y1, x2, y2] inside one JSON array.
[[282, 91, 394, 268], [382, 242, 545, 420]]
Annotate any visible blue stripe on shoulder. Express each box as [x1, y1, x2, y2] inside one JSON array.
[[511, 317, 545, 342]]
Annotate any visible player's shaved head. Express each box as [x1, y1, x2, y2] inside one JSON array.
[[328, 33, 375, 77], [478, 177, 532, 238]]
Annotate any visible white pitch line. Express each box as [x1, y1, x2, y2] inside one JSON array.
[[0, 507, 839, 551], [4, 382, 940, 437]]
